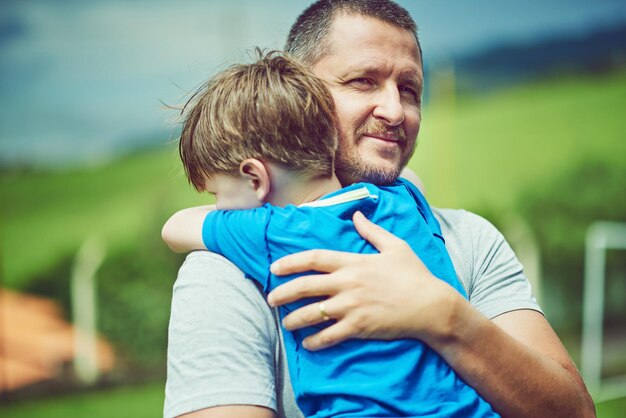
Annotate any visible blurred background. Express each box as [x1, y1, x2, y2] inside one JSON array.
[[1, 0, 625, 416]]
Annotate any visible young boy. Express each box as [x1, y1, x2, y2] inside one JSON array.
[[162, 51, 498, 418]]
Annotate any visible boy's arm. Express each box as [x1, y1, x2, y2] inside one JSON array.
[[161, 205, 216, 253]]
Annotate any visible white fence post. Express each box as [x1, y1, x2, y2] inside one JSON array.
[[581, 221, 626, 401], [70, 237, 105, 385]]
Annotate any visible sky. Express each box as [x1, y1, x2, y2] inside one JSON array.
[[1, 0, 625, 167]]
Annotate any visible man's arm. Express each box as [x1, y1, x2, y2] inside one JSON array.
[[165, 252, 279, 418], [180, 405, 274, 418], [268, 211, 595, 418], [161, 205, 215, 253], [431, 300, 593, 418]]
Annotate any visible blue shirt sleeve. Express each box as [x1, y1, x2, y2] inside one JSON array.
[[202, 207, 273, 291]]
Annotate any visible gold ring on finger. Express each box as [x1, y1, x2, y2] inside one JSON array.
[[318, 301, 330, 321]]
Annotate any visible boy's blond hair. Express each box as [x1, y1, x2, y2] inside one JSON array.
[[179, 50, 339, 191]]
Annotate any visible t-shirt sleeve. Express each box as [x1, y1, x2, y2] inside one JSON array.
[[164, 251, 279, 418], [202, 208, 272, 291], [464, 211, 543, 319]]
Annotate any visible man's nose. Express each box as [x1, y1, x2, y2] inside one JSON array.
[[372, 84, 405, 126]]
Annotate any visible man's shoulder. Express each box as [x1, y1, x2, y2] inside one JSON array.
[[176, 250, 261, 296], [430, 207, 505, 270], [181, 250, 242, 273], [432, 207, 496, 237]]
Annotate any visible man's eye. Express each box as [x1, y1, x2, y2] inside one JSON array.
[[400, 86, 420, 102], [349, 78, 373, 86]]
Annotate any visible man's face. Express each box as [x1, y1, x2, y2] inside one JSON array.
[[312, 14, 423, 185]]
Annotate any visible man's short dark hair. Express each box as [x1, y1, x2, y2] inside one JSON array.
[[285, 0, 421, 66]]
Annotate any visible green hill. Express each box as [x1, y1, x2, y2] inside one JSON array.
[[412, 70, 626, 211], [2, 70, 625, 289], [1, 148, 209, 289]]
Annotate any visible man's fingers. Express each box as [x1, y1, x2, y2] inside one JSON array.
[[270, 249, 358, 276], [352, 211, 403, 252], [302, 321, 352, 351], [281, 298, 338, 331], [267, 274, 339, 307]]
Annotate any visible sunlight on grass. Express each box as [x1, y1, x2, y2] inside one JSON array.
[[1, 381, 624, 418], [412, 71, 626, 211], [2, 149, 211, 289], [1, 382, 164, 418]]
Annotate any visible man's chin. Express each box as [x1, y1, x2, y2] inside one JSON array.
[[362, 169, 401, 185], [337, 163, 402, 186]]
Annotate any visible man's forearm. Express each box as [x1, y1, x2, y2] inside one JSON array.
[[425, 299, 595, 418]]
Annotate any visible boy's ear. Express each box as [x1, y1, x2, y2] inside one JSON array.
[[239, 158, 270, 201]]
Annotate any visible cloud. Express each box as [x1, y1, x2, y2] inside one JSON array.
[[0, 0, 303, 165]]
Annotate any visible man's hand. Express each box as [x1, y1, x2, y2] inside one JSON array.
[[268, 211, 595, 418], [268, 211, 463, 350]]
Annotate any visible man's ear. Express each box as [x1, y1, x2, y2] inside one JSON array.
[[239, 158, 270, 202]]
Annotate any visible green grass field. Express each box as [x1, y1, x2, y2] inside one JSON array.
[[1, 381, 624, 418], [1, 148, 209, 289], [1, 382, 165, 418]]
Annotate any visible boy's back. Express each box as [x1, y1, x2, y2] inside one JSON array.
[[201, 179, 498, 418]]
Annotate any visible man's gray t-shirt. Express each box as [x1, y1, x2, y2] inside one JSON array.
[[164, 208, 542, 418]]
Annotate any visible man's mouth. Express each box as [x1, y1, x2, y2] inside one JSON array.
[[365, 132, 401, 142], [361, 132, 405, 150], [354, 119, 407, 151]]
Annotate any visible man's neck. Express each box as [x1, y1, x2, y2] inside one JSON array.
[[266, 165, 342, 207]]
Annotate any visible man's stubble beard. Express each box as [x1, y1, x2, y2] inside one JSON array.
[[335, 120, 417, 186]]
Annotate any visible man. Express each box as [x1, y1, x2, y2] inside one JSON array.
[[164, 1, 595, 417]]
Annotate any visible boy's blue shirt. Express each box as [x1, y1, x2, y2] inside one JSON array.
[[202, 178, 499, 418]]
